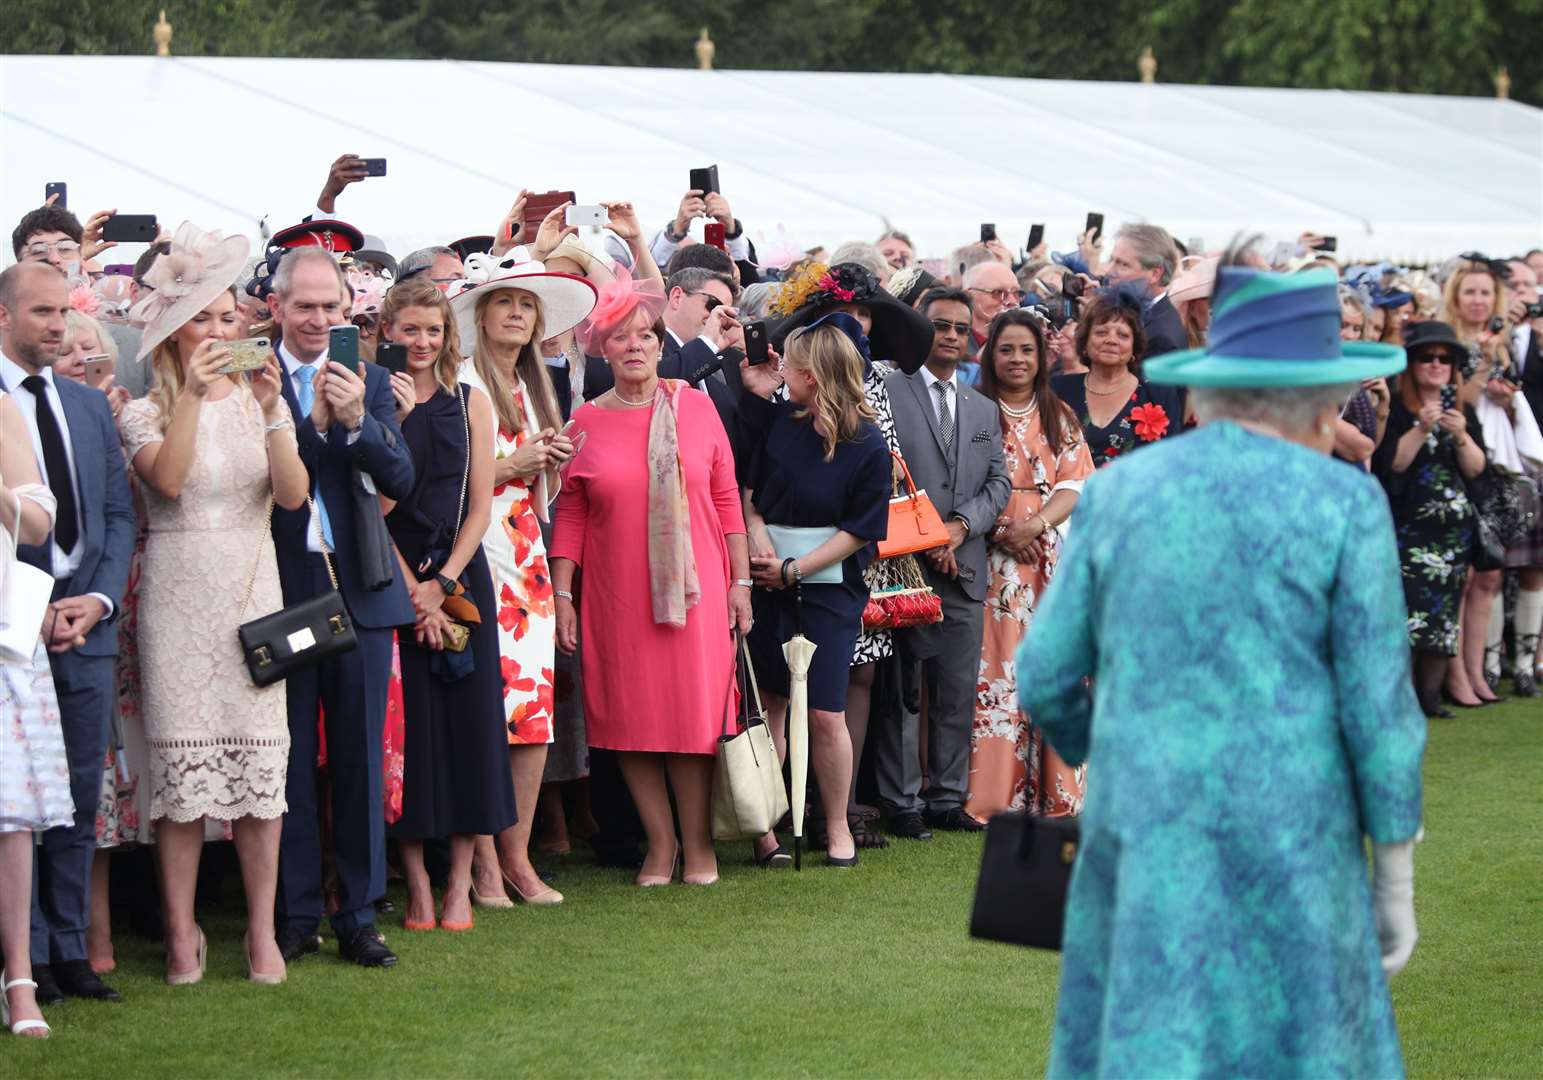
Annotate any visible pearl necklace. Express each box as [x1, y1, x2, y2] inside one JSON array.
[[998, 398, 1037, 418], [609, 387, 656, 408]]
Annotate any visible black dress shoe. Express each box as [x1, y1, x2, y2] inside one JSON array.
[[338, 926, 398, 969], [31, 964, 65, 1006], [276, 927, 321, 965], [1515, 671, 1540, 697], [888, 811, 933, 840], [52, 959, 122, 1002], [824, 851, 859, 868], [1425, 706, 1456, 720], [924, 807, 987, 832]]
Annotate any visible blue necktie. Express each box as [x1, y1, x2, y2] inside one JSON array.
[[293, 365, 336, 549]]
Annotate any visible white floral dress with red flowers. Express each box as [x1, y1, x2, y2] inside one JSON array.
[[484, 380, 556, 745]]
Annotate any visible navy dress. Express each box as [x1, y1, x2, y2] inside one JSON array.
[[1052, 373, 1185, 469], [741, 393, 891, 712], [385, 386, 517, 840]]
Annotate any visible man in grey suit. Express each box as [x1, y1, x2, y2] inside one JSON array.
[[878, 287, 1010, 837], [0, 262, 136, 1004]]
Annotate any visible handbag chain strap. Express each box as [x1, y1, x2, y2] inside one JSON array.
[[237, 493, 338, 620]]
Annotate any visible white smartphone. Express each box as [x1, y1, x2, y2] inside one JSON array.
[[564, 205, 607, 229]]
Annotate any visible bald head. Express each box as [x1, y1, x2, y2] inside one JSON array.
[[0, 261, 70, 372]]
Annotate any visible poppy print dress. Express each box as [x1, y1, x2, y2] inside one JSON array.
[[483, 378, 557, 745]]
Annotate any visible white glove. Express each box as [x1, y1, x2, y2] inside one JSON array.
[[1372, 840, 1417, 977]]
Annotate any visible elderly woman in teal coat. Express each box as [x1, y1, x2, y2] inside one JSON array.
[[1020, 266, 1427, 1079]]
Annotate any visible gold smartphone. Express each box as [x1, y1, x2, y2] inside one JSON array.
[[216, 336, 272, 375]]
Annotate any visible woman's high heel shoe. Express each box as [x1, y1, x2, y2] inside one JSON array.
[[1, 973, 50, 1038], [503, 871, 564, 906], [471, 883, 516, 910], [165, 928, 207, 986], [244, 935, 287, 986], [636, 850, 680, 888]]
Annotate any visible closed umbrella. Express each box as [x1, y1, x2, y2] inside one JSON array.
[[782, 584, 818, 870]]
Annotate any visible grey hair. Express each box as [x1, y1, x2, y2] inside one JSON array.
[[398, 245, 457, 279], [736, 281, 775, 320], [1337, 285, 1372, 340], [829, 241, 888, 281], [1116, 224, 1179, 285], [272, 247, 348, 299], [1190, 383, 1357, 434]]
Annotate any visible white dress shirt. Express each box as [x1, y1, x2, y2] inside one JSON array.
[[1515, 324, 1534, 377], [0, 352, 114, 615]]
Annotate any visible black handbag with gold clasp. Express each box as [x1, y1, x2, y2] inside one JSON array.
[[237, 496, 358, 688], [969, 812, 1080, 951]]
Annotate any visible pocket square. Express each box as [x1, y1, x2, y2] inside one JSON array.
[[971, 430, 991, 443]]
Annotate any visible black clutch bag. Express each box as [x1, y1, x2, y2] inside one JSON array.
[[969, 812, 1080, 951], [237, 497, 359, 688]]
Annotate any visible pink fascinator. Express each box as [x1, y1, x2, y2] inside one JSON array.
[[575, 265, 667, 355], [69, 285, 101, 318], [130, 221, 251, 360]]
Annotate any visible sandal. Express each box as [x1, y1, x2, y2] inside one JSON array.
[[849, 812, 890, 850]]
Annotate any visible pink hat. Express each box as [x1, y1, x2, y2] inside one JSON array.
[[1169, 255, 1219, 306]]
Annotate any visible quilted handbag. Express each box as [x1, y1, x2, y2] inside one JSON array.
[[862, 552, 943, 631], [877, 452, 950, 559]]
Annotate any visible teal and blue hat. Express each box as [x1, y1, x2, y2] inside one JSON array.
[[1145, 267, 1407, 388]]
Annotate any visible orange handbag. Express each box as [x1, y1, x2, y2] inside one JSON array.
[[877, 453, 951, 559]]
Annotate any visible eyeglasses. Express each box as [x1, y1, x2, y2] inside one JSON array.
[[930, 319, 972, 337], [970, 287, 1022, 304], [24, 240, 81, 260], [688, 291, 725, 313], [1413, 352, 1455, 365], [352, 314, 380, 331]]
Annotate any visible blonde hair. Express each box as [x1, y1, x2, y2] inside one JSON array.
[[1440, 263, 1508, 341], [379, 277, 461, 394], [783, 323, 877, 462], [146, 286, 245, 432], [469, 287, 562, 437], [63, 310, 118, 363]]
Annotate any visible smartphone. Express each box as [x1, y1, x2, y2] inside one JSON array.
[[215, 336, 272, 375], [1085, 212, 1104, 243], [1439, 383, 1457, 413], [102, 214, 158, 243], [1317, 236, 1338, 253], [45, 181, 67, 208], [689, 165, 720, 196], [361, 157, 387, 177], [376, 342, 408, 376], [744, 320, 770, 365], [704, 222, 727, 251], [82, 353, 114, 388], [328, 325, 360, 369], [979, 223, 997, 244], [522, 190, 577, 238], [1026, 223, 1044, 251], [564, 204, 608, 228]]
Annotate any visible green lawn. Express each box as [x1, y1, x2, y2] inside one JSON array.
[[5, 701, 1540, 1078]]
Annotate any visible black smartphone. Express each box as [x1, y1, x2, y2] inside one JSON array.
[[744, 320, 770, 365], [1026, 223, 1044, 251], [1085, 212, 1105, 243], [980, 223, 997, 244], [361, 157, 387, 177], [689, 165, 719, 196], [1440, 383, 1457, 413], [1317, 236, 1338, 252], [328, 325, 360, 368], [101, 214, 157, 243], [45, 181, 66, 208], [376, 342, 408, 376]]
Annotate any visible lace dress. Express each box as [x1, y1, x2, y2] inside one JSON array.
[[119, 392, 289, 822]]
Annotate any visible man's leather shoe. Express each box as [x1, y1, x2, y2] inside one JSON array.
[[925, 807, 987, 832], [276, 927, 321, 965], [888, 811, 933, 840], [339, 926, 397, 968], [52, 959, 122, 1002], [1515, 671, 1540, 697], [31, 965, 65, 1006]]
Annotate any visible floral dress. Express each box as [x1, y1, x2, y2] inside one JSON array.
[[1373, 400, 1483, 656], [1051, 373, 1182, 469], [968, 401, 1093, 820], [853, 367, 900, 665]]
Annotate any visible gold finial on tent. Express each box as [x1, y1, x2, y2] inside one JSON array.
[[1495, 65, 1511, 100], [154, 10, 173, 57], [696, 27, 716, 71], [1139, 46, 1157, 85]]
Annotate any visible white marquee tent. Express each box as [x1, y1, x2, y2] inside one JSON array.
[[3, 54, 1540, 267]]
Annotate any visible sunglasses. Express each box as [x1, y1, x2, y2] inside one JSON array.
[[1412, 352, 1455, 365], [688, 291, 725, 313], [930, 319, 972, 337]]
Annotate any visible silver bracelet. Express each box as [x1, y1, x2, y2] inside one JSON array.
[[733, 578, 754, 589], [554, 589, 574, 601], [264, 417, 294, 433]]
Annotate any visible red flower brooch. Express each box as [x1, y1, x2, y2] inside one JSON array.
[[1129, 402, 1170, 442], [816, 273, 856, 303]]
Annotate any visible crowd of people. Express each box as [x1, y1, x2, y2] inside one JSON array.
[[0, 156, 1539, 1073]]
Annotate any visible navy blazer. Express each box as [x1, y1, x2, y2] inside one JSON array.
[[1, 374, 136, 657], [274, 353, 416, 630], [1518, 329, 1543, 431], [1143, 295, 1189, 358]]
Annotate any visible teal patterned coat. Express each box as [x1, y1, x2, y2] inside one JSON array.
[[1019, 421, 1426, 1080]]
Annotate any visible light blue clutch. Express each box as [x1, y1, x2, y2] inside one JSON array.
[[765, 525, 843, 585]]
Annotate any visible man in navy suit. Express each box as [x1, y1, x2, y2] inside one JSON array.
[[1107, 223, 1188, 357], [0, 262, 136, 1004], [265, 248, 415, 968]]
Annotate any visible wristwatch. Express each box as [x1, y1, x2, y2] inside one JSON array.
[[435, 573, 459, 596]]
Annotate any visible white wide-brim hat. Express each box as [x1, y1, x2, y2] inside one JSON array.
[[448, 252, 599, 354], [131, 221, 251, 360]]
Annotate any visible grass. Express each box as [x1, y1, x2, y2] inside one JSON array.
[[4, 701, 1539, 1078]]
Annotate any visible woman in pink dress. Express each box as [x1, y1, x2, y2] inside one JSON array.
[[551, 271, 752, 888]]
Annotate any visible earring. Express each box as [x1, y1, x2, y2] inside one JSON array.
[[1319, 423, 1334, 437]]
